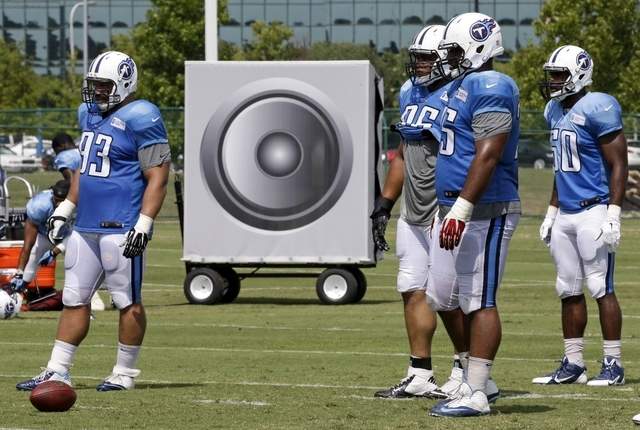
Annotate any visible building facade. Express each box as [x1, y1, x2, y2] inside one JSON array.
[[1, 0, 542, 75]]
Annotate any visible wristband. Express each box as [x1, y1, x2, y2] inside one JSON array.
[[449, 197, 474, 222], [134, 213, 154, 235], [545, 205, 559, 220]]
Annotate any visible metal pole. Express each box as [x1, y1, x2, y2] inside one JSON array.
[[205, 0, 218, 61], [83, 0, 89, 76], [474, 0, 479, 12], [69, 2, 83, 65]]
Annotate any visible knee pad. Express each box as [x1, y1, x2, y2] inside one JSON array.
[[110, 291, 133, 310], [555, 277, 584, 299], [426, 276, 458, 312]]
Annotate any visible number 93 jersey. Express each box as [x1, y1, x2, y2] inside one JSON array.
[[544, 92, 623, 213], [75, 100, 168, 233]]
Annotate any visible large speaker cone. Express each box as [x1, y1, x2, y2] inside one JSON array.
[[200, 78, 353, 231]]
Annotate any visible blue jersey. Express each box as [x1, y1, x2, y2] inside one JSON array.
[[53, 148, 82, 173], [26, 190, 55, 236], [544, 92, 623, 212], [435, 71, 520, 206], [397, 79, 452, 142], [75, 100, 168, 234]]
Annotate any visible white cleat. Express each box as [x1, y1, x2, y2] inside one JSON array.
[[374, 368, 447, 399], [430, 383, 490, 417], [632, 413, 640, 425], [96, 365, 140, 392]]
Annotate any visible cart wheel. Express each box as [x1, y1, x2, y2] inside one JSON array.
[[183, 268, 225, 305], [316, 268, 358, 305], [218, 266, 241, 303], [349, 267, 367, 303]]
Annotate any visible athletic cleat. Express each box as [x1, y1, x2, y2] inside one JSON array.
[[16, 368, 72, 391], [439, 364, 464, 397], [587, 356, 625, 386], [632, 412, 640, 425], [96, 366, 140, 391], [374, 371, 446, 399], [430, 383, 490, 417], [532, 357, 587, 384]]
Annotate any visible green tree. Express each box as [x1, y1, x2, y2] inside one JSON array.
[[509, 0, 640, 110], [0, 39, 39, 108], [233, 21, 299, 60]]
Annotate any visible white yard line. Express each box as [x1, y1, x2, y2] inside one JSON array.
[[193, 399, 270, 407]]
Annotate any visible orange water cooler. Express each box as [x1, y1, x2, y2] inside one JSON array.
[[0, 241, 56, 289]]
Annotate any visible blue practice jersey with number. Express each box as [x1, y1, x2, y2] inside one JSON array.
[[26, 190, 55, 236], [53, 148, 82, 173], [435, 70, 520, 205], [397, 79, 452, 142], [544, 92, 623, 213], [75, 100, 168, 233]]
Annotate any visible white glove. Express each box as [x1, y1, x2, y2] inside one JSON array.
[[440, 197, 474, 250], [539, 205, 558, 247], [598, 205, 621, 252], [47, 199, 76, 244], [121, 214, 153, 258]]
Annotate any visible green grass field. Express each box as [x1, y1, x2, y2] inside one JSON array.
[[2, 169, 640, 429]]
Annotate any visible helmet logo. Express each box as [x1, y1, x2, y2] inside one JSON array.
[[118, 58, 135, 81], [469, 19, 497, 42], [576, 52, 591, 70]]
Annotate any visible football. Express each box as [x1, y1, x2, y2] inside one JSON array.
[[29, 381, 77, 412]]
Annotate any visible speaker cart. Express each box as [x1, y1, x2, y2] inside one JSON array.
[[182, 61, 384, 305]]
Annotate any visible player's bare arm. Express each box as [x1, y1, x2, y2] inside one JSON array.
[[381, 142, 405, 201], [599, 130, 628, 207], [140, 162, 171, 219], [459, 132, 509, 203]]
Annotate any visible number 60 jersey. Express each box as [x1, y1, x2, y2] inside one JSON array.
[[75, 100, 168, 234], [544, 92, 623, 212]]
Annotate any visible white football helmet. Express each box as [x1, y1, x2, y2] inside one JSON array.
[[82, 51, 138, 112], [540, 45, 593, 101], [438, 13, 504, 79], [0, 290, 22, 320], [406, 25, 447, 86]]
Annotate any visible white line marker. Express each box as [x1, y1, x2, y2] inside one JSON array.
[[194, 399, 270, 406]]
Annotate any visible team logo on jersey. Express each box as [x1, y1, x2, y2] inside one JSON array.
[[118, 58, 135, 81], [576, 51, 591, 70], [110, 116, 126, 130], [469, 19, 497, 42]]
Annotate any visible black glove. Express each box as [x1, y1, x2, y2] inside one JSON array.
[[370, 196, 394, 252], [122, 229, 149, 258]]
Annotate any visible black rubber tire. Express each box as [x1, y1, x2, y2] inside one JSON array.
[[217, 266, 241, 303], [349, 267, 368, 303], [315, 268, 359, 305], [183, 267, 225, 305]]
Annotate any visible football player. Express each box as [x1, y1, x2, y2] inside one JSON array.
[[51, 133, 81, 181], [9, 180, 70, 295], [533, 45, 627, 387], [427, 13, 521, 417], [16, 51, 171, 392], [372, 25, 454, 399]]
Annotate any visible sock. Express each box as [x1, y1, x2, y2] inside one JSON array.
[[116, 342, 141, 371], [452, 353, 463, 368], [467, 356, 492, 393], [564, 338, 584, 367], [410, 356, 432, 370], [603, 340, 622, 365], [47, 340, 77, 375], [459, 351, 470, 379]]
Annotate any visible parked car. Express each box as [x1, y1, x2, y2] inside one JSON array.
[[0, 146, 40, 173], [628, 141, 640, 170], [9, 135, 53, 158], [518, 137, 553, 169]]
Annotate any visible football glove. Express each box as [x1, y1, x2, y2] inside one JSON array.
[[47, 199, 75, 244], [9, 270, 25, 293], [440, 197, 474, 250], [370, 196, 394, 252], [539, 205, 558, 247], [38, 250, 56, 266], [597, 205, 621, 253], [121, 214, 153, 258]]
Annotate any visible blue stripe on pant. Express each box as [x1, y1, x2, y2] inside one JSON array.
[[130, 255, 143, 304], [481, 215, 507, 308], [605, 252, 615, 295]]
